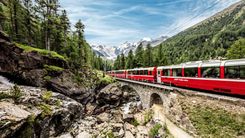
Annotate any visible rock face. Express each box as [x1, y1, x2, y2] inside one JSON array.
[[0, 83, 84, 138], [87, 83, 139, 115], [0, 31, 100, 105], [0, 31, 67, 86]]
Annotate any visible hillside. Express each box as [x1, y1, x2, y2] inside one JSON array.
[[154, 1, 245, 65]]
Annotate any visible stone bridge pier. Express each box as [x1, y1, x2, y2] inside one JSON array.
[[119, 81, 175, 109]]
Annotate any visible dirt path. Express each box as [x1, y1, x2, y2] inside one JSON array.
[[152, 104, 193, 138]]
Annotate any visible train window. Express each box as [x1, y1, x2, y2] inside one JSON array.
[[162, 69, 170, 76], [184, 68, 198, 77], [201, 67, 220, 78], [172, 68, 182, 77], [225, 65, 245, 79], [144, 70, 148, 75], [149, 71, 152, 75]]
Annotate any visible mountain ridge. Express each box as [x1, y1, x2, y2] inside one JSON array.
[[92, 36, 168, 60]]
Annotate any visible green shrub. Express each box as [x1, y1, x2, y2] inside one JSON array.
[[15, 43, 66, 61], [27, 114, 36, 125], [0, 92, 11, 100], [106, 130, 115, 138], [10, 84, 23, 101], [38, 103, 52, 118], [55, 99, 62, 107], [44, 76, 52, 81], [41, 91, 52, 103], [143, 110, 153, 125], [130, 118, 140, 126], [149, 123, 162, 138], [44, 65, 64, 72], [95, 70, 115, 85]]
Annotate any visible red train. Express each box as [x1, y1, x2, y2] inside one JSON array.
[[108, 59, 245, 96]]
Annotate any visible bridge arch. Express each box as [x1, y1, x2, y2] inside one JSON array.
[[150, 93, 163, 107]]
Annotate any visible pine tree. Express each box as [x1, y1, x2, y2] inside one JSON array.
[[75, 19, 85, 65], [60, 10, 70, 48], [120, 53, 125, 69], [126, 50, 134, 69], [114, 55, 121, 70], [226, 38, 245, 59], [135, 43, 144, 67], [144, 44, 153, 67]]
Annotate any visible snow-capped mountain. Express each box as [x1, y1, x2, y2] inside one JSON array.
[[91, 36, 168, 60]]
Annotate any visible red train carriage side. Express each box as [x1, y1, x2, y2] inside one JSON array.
[[111, 70, 127, 79], [127, 67, 157, 83], [157, 59, 245, 96]]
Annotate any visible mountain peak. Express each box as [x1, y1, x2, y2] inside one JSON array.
[[91, 36, 168, 60]]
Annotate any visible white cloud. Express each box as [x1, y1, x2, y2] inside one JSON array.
[[60, 0, 241, 46]]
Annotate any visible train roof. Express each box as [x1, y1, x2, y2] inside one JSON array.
[[157, 59, 245, 69], [127, 67, 155, 71]]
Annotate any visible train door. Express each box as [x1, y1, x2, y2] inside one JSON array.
[[157, 69, 161, 83]]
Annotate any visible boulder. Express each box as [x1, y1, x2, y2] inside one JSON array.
[[76, 131, 92, 138], [0, 84, 84, 138], [125, 131, 135, 138]]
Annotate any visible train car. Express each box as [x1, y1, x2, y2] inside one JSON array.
[[127, 67, 157, 83], [112, 70, 127, 79], [157, 59, 245, 96]]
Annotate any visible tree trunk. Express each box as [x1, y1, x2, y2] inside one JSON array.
[[13, 0, 18, 41], [8, 0, 14, 39]]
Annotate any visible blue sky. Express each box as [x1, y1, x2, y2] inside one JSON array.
[[60, 0, 240, 46]]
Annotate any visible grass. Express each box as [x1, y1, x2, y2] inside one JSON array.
[[38, 103, 52, 118], [148, 123, 162, 138], [0, 84, 23, 101], [130, 118, 140, 127], [183, 105, 245, 137], [95, 70, 115, 85], [44, 64, 64, 72], [44, 75, 52, 81], [41, 91, 52, 103], [15, 43, 66, 61], [143, 109, 153, 125], [106, 130, 115, 138], [55, 99, 62, 107]]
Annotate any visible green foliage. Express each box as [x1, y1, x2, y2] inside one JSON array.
[[130, 118, 140, 127], [135, 44, 144, 67], [44, 65, 64, 72], [184, 105, 245, 137], [143, 110, 153, 125], [38, 103, 52, 118], [10, 84, 23, 101], [144, 44, 153, 67], [148, 123, 162, 138], [27, 114, 36, 125], [226, 38, 245, 59], [126, 50, 135, 69], [0, 85, 23, 101], [44, 76, 52, 81], [96, 70, 115, 85], [41, 91, 53, 103], [16, 43, 66, 61], [106, 130, 115, 138], [0, 92, 11, 100], [55, 99, 62, 107], [1, 0, 110, 71]]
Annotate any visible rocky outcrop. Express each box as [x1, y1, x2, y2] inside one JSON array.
[[0, 31, 101, 105], [0, 83, 84, 138], [86, 83, 139, 115], [0, 31, 67, 86]]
